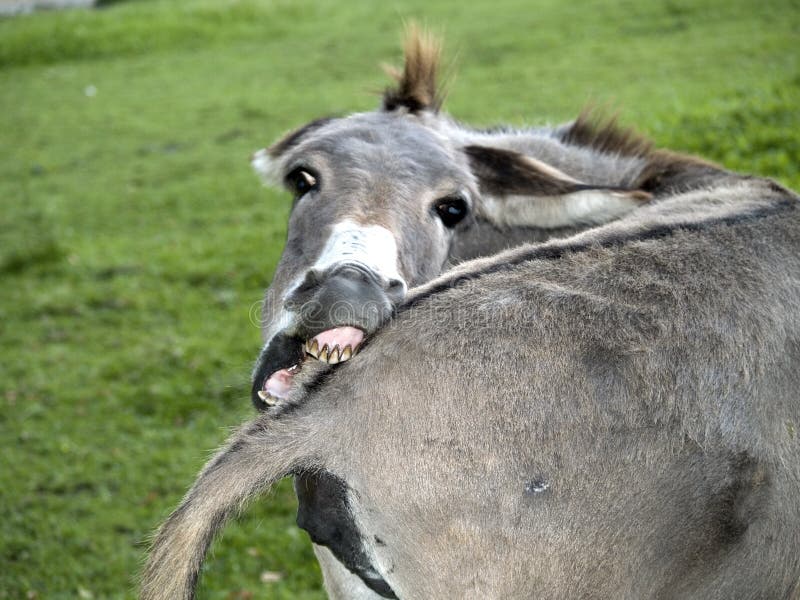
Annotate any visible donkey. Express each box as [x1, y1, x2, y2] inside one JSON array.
[[142, 31, 800, 600], [248, 28, 656, 408], [142, 172, 800, 599]]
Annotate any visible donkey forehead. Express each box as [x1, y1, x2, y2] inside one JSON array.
[[283, 113, 469, 183]]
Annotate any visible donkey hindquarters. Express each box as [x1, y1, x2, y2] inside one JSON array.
[[141, 178, 800, 600], [291, 179, 800, 599]]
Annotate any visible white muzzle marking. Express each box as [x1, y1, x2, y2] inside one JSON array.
[[312, 220, 406, 293]]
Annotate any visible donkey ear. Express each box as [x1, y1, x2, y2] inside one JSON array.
[[252, 117, 337, 187], [382, 24, 444, 113], [251, 147, 280, 186], [464, 145, 651, 229]]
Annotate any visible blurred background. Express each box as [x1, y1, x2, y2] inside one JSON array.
[[1, 0, 798, 597]]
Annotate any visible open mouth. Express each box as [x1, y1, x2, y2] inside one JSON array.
[[257, 325, 365, 405]]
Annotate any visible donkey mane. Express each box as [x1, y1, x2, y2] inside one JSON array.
[[382, 24, 444, 113], [559, 110, 655, 159], [558, 109, 724, 196]]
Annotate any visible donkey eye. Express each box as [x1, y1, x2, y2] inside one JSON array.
[[433, 195, 469, 228], [286, 168, 318, 197]]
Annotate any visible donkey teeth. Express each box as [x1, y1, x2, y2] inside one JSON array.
[[257, 390, 278, 406], [304, 341, 362, 364], [305, 339, 320, 358], [333, 344, 361, 364], [343, 344, 363, 361], [327, 346, 341, 365], [318, 344, 330, 363]]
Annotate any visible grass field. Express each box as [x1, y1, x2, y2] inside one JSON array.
[[1, 0, 798, 597]]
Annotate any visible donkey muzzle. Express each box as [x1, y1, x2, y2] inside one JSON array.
[[250, 263, 406, 409], [284, 262, 405, 334]]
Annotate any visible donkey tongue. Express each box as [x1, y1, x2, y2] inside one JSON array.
[[305, 326, 365, 364], [259, 368, 296, 404]]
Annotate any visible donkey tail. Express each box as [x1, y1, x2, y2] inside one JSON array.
[[140, 415, 314, 600]]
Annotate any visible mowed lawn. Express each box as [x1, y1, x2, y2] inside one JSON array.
[[1, 0, 798, 598]]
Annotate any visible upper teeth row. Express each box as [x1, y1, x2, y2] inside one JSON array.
[[305, 339, 360, 364]]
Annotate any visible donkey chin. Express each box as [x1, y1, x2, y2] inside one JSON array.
[[251, 262, 403, 408]]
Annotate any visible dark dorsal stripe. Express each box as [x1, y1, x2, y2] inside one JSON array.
[[399, 196, 796, 313]]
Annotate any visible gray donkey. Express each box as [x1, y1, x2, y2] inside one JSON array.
[[247, 28, 653, 408], [142, 30, 800, 600]]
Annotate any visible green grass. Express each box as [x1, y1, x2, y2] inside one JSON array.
[[1, 0, 798, 597]]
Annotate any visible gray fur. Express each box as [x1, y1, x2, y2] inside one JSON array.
[[248, 105, 666, 407], [141, 30, 800, 600], [144, 174, 800, 599]]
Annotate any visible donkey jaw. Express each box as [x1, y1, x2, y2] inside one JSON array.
[[258, 326, 366, 405], [304, 340, 360, 364], [258, 364, 300, 405], [304, 325, 365, 364]]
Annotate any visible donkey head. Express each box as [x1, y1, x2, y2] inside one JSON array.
[[250, 27, 686, 408]]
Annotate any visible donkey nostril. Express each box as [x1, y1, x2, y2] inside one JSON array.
[[299, 269, 321, 290], [386, 278, 407, 300], [285, 270, 321, 308]]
